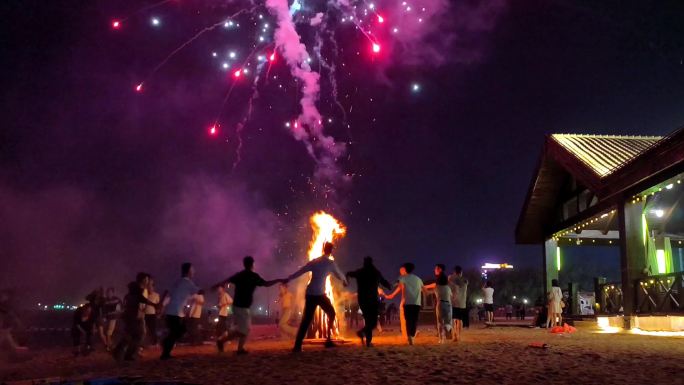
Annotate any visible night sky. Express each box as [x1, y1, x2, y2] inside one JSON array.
[[2, 0, 684, 304]]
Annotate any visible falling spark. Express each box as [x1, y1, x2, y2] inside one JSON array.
[[377, 15, 384, 23], [112, 20, 121, 29], [372, 43, 381, 53], [135, 83, 143, 92]]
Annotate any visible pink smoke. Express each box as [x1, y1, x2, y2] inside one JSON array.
[[266, 0, 346, 186], [376, 0, 508, 66]]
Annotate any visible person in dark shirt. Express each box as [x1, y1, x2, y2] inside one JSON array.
[[346, 256, 391, 347], [71, 303, 94, 356], [213, 256, 283, 354], [112, 273, 156, 361]]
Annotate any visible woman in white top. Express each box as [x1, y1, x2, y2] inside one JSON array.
[[547, 279, 563, 328], [482, 281, 494, 323], [144, 279, 160, 346]]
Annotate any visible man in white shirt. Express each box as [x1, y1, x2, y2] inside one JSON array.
[[384, 262, 423, 345], [187, 290, 205, 345], [215, 285, 232, 347], [160, 262, 199, 360], [483, 281, 495, 323], [286, 242, 347, 352]]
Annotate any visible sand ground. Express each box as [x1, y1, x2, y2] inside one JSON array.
[[2, 324, 683, 385]]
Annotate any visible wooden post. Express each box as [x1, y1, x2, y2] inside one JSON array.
[[617, 200, 646, 325]]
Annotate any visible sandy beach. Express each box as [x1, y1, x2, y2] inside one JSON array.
[[2, 323, 683, 385]]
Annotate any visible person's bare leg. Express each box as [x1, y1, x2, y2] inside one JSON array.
[[453, 319, 462, 341]]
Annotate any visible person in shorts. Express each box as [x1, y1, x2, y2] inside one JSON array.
[[448, 265, 468, 342], [483, 281, 495, 323], [213, 256, 282, 355], [215, 285, 233, 346]]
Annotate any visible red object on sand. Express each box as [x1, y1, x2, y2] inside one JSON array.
[[528, 342, 549, 349], [550, 323, 577, 334]]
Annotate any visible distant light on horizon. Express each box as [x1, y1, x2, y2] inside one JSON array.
[[481, 263, 514, 270]]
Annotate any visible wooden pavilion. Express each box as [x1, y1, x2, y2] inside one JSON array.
[[516, 126, 684, 331]]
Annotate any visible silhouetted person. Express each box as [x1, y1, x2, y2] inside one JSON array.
[[287, 242, 347, 352], [448, 265, 468, 341], [505, 304, 513, 320], [383, 262, 424, 345], [214, 256, 282, 355], [424, 264, 452, 344], [350, 302, 360, 328], [216, 285, 233, 343], [161, 263, 199, 360], [144, 278, 160, 346], [71, 303, 94, 356], [188, 289, 205, 345], [483, 281, 494, 323], [346, 256, 391, 347], [86, 287, 106, 349], [113, 273, 155, 361], [102, 287, 122, 350]]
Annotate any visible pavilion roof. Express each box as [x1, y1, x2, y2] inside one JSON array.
[[516, 127, 684, 244], [550, 134, 662, 177]]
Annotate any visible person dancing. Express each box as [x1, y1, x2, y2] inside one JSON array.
[[383, 263, 423, 345], [160, 263, 199, 360], [346, 256, 391, 347], [213, 256, 282, 355], [286, 242, 347, 352]]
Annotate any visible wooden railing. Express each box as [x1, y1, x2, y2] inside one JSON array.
[[635, 272, 684, 315]]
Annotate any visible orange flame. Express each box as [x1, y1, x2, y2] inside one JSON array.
[[307, 211, 346, 338], [307, 211, 346, 261]]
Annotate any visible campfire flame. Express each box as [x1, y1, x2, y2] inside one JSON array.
[[307, 211, 346, 338]]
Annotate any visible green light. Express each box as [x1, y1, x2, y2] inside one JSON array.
[[642, 214, 647, 246], [656, 249, 666, 274], [556, 246, 561, 271]]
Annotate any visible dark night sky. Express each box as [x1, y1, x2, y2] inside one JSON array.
[[2, 0, 684, 304]]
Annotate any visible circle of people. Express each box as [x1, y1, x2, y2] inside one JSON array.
[[72, 242, 482, 360]]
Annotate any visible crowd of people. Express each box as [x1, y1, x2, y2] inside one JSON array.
[[3, 241, 570, 362]]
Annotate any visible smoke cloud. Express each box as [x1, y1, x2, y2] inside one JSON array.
[[156, 176, 281, 279], [380, 0, 508, 65], [266, 0, 347, 188], [0, 177, 283, 305]]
